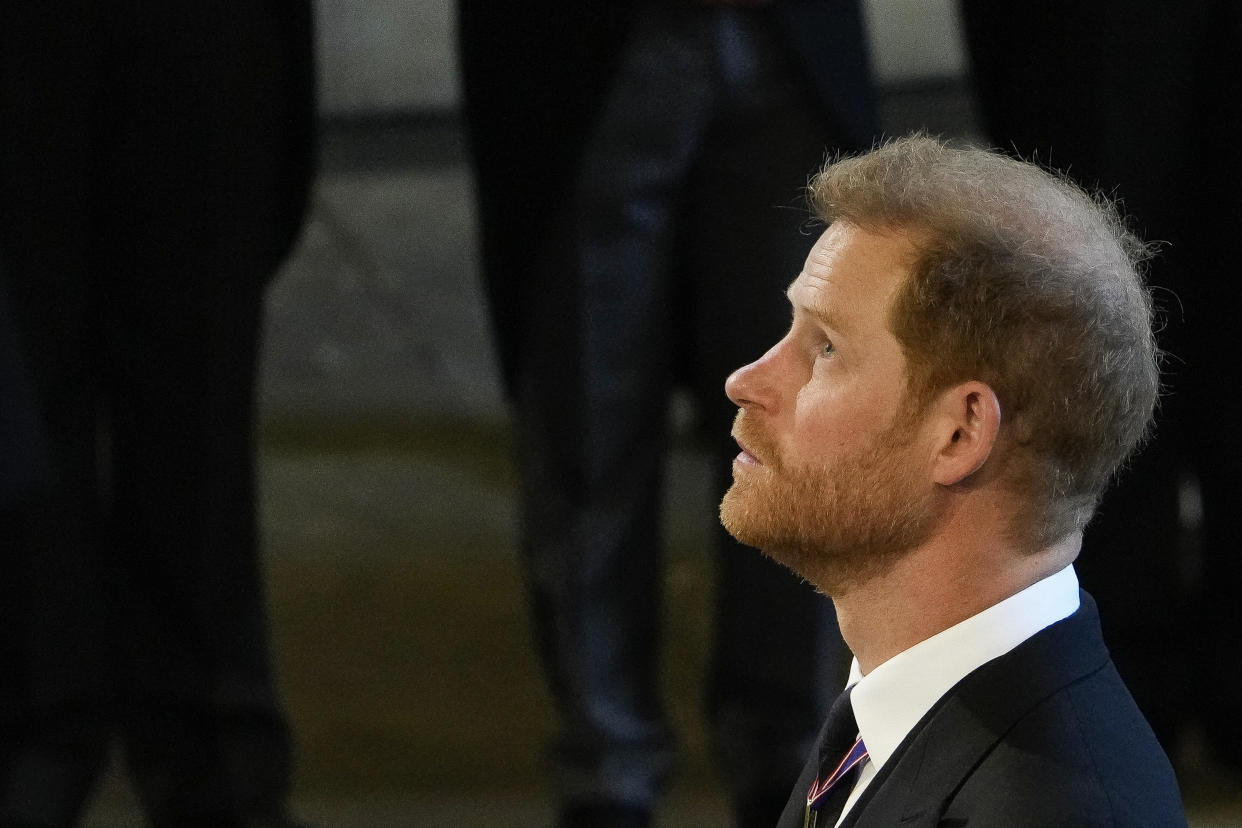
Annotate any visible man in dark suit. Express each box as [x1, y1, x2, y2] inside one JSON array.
[[459, 1, 879, 825], [0, 2, 315, 825], [720, 136, 1184, 826]]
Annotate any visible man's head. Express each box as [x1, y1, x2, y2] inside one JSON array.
[[720, 135, 1158, 591]]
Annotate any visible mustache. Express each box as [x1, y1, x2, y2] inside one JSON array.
[[732, 410, 783, 471]]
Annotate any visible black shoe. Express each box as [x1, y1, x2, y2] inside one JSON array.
[[557, 801, 652, 828]]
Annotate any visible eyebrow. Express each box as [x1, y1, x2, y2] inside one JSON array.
[[786, 282, 846, 334]]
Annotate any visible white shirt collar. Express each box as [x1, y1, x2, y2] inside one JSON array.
[[845, 564, 1081, 774]]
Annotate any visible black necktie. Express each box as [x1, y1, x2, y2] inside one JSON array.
[[804, 688, 868, 828]]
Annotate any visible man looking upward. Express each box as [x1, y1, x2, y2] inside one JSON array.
[[721, 135, 1185, 826]]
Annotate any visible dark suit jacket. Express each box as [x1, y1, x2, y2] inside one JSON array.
[[458, 0, 878, 392], [778, 593, 1185, 827]]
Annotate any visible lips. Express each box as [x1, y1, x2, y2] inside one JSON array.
[[731, 411, 777, 469], [732, 434, 763, 466]]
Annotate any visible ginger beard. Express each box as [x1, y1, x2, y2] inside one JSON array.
[[719, 406, 942, 596]]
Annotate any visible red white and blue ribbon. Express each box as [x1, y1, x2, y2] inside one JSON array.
[[807, 736, 869, 811]]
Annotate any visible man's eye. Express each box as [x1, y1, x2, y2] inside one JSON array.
[[821, 341, 835, 357]]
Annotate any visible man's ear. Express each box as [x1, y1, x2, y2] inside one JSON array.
[[929, 381, 1001, 486]]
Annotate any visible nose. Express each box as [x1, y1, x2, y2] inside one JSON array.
[[725, 343, 780, 412]]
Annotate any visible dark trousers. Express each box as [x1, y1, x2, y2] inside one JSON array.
[[0, 1, 305, 823], [515, 2, 845, 810]]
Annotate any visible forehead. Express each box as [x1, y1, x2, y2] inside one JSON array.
[[786, 223, 915, 334]]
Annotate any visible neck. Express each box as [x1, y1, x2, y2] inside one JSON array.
[[832, 531, 1081, 675]]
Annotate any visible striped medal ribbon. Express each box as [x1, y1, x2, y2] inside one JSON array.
[[803, 736, 869, 828]]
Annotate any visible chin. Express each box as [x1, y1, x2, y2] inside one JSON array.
[[719, 478, 768, 547], [719, 471, 940, 597], [721, 481, 818, 579]]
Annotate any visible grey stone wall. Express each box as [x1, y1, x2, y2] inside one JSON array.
[[315, 0, 459, 116], [313, 0, 968, 116]]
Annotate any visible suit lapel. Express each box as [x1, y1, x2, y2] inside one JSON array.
[[840, 592, 1111, 826]]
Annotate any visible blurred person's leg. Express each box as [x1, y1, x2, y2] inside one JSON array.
[[89, 2, 309, 823], [0, 1, 116, 823], [101, 286, 291, 825], [0, 276, 65, 816], [516, 4, 739, 823], [457, 0, 635, 395], [516, 4, 858, 825], [0, 1, 309, 823], [681, 10, 846, 825]]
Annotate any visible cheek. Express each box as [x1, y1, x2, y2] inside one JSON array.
[[790, 383, 894, 465], [789, 387, 852, 462]]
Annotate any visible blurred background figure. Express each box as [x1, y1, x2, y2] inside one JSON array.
[[0, 1, 315, 825], [459, 1, 879, 824], [960, 0, 1242, 775]]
